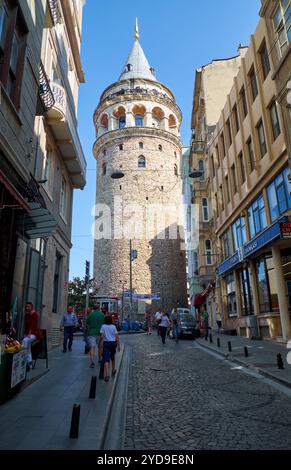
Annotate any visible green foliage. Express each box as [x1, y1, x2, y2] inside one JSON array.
[[68, 277, 95, 312]]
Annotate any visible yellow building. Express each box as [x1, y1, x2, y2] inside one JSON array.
[[208, 17, 291, 341]]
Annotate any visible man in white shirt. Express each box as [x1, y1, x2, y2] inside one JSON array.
[[155, 311, 162, 336]]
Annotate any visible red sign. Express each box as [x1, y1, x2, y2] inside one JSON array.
[[280, 222, 291, 239]]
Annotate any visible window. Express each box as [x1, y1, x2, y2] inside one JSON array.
[[220, 184, 224, 211], [221, 230, 232, 259], [119, 144, 123, 151], [225, 175, 230, 203], [119, 115, 126, 129], [246, 137, 255, 172], [60, 177, 66, 218], [273, 0, 291, 57], [0, 1, 28, 109], [42, 147, 52, 191], [139, 142, 143, 149], [202, 198, 209, 221], [174, 164, 178, 176], [267, 166, 291, 221], [231, 164, 238, 194], [232, 216, 247, 250], [238, 152, 246, 183], [135, 114, 143, 126], [240, 86, 248, 119], [257, 120, 267, 157], [215, 193, 219, 216], [210, 155, 215, 176], [205, 240, 212, 265], [269, 101, 281, 141], [158, 144, 162, 151], [102, 162, 106, 175], [215, 144, 220, 166], [226, 118, 232, 147], [52, 251, 62, 313], [233, 104, 240, 134], [198, 160, 205, 181], [249, 66, 258, 101], [220, 132, 226, 157], [238, 266, 254, 316], [259, 40, 271, 80], [247, 195, 267, 238], [126, 63, 133, 71], [138, 156, 145, 168], [225, 273, 237, 317], [256, 255, 279, 313]]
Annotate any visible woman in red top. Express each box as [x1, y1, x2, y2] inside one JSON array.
[[22, 302, 39, 370]]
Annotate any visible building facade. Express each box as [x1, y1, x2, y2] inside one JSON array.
[[0, 0, 86, 348], [93, 24, 188, 318], [189, 51, 246, 325], [208, 17, 291, 341]]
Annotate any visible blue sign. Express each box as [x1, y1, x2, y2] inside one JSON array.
[[124, 292, 161, 300], [218, 251, 240, 276]]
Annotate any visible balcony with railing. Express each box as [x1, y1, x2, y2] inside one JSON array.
[[37, 62, 55, 114], [46, 81, 86, 189]]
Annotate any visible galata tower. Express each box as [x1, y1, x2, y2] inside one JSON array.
[[93, 21, 188, 317]]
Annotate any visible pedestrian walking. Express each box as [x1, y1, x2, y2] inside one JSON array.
[[85, 304, 104, 368], [60, 305, 78, 352], [22, 302, 39, 370], [216, 312, 222, 334], [144, 310, 152, 335], [83, 308, 90, 354], [159, 310, 170, 345], [100, 315, 121, 382], [202, 307, 209, 341], [170, 308, 179, 342], [155, 310, 162, 335]]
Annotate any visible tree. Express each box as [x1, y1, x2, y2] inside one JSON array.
[[68, 277, 95, 312]]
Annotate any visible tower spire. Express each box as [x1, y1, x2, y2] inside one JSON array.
[[134, 17, 139, 41]]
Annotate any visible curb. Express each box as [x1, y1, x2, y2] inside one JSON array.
[[196, 340, 291, 390], [98, 344, 126, 450]]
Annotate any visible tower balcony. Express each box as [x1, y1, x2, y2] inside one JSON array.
[[46, 81, 86, 189]]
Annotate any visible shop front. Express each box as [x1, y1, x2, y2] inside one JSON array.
[[218, 216, 291, 341]]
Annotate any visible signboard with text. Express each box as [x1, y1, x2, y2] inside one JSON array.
[[280, 222, 291, 239], [11, 349, 27, 388]]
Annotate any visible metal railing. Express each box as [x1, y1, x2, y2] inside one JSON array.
[[39, 61, 55, 111], [48, 0, 62, 24]]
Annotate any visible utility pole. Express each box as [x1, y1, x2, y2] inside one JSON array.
[[129, 239, 133, 314], [85, 260, 90, 315]]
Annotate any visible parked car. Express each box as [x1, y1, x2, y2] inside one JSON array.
[[171, 309, 200, 339]]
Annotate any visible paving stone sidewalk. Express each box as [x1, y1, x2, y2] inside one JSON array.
[[197, 332, 291, 388], [0, 335, 124, 450]]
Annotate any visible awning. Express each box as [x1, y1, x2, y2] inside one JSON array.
[[17, 202, 57, 239], [0, 169, 30, 212]]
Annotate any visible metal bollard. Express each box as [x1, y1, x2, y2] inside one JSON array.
[[99, 361, 104, 380], [217, 338, 221, 348], [69, 404, 80, 439], [244, 346, 249, 358], [89, 376, 97, 399], [277, 353, 284, 370], [209, 334, 213, 343], [228, 341, 232, 352]]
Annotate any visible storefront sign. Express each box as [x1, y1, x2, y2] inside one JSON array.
[[217, 251, 240, 276], [243, 219, 284, 258], [11, 350, 27, 388], [280, 222, 291, 239], [124, 292, 161, 300]]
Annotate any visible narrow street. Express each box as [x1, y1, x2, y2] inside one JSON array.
[[122, 334, 291, 450]]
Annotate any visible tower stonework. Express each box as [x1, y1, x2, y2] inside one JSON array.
[[93, 26, 188, 316]]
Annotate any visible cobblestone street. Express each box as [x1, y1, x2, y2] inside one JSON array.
[[123, 333, 291, 450]]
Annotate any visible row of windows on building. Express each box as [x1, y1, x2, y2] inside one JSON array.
[[225, 248, 291, 318], [99, 107, 177, 131], [102, 143, 177, 154], [221, 165, 291, 259], [101, 159, 179, 175], [42, 147, 68, 220]]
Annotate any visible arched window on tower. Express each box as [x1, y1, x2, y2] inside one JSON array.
[[139, 142, 144, 149], [126, 63, 133, 72], [113, 106, 126, 130], [174, 164, 178, 176], [119, 116, 126, 128], [152, 107, 164, 128], [102, 162, 107, 175], [169, 114, 177, 129], [100, 114, 109, 133], [138, 156, 146, 168], [158, 144, 162, 151], [135, 114, 143, 126]]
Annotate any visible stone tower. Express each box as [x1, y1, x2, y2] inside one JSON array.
[[93, 21, 188, 317]]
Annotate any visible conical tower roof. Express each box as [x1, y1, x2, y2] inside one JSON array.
[[119, 19, 156, 82]]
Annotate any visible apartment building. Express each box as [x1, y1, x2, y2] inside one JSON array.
[[209, 17, 291, 341]]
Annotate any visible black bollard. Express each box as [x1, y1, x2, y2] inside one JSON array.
[[277, 353, 284, 370], [209, 334, 213, 344], [89, 376, 97, 399], [69, 404, 80, 439], [228, 341, 232, 352], [244, 346, 249, 358], [99, 361, 104, 380], [217, 338, 221, 348]]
